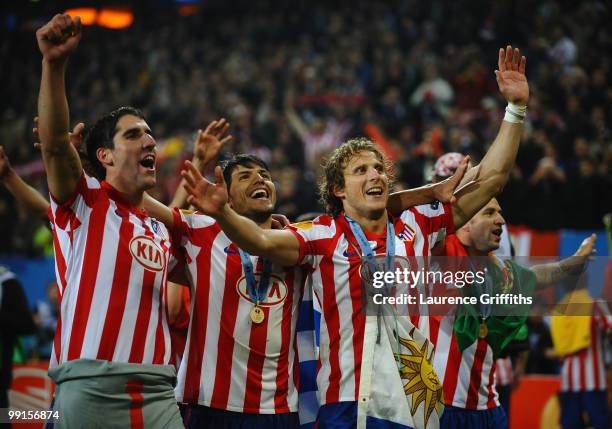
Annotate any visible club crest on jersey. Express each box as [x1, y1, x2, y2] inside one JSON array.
[[291, 221, 313, 230], [151, 219, 160, 234], [398, 224, 416, 242], [129, 236, 165, 272], [236, 274, 288, 306]]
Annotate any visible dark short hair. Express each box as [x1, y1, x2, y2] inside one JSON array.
[[221, 154, 270, 189], [84, 106, 145, 179]]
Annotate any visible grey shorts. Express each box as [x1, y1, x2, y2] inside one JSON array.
[[48, 359, 184, 429]]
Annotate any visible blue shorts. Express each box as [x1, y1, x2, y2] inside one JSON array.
[[559, 390, 610, 429], [440, 405, 507, 429], [182, 404, 300, 429], [316, 401, 414, 429]]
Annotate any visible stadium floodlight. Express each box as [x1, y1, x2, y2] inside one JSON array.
[[96, 9, 133, 29], [64, 8, 97, 26], [64, 7, 134, 30]]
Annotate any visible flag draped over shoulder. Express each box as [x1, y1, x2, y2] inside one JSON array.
[[297, 282, 320, 429]]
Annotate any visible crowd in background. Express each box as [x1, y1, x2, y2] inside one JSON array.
[[0, 0, 610, 256]]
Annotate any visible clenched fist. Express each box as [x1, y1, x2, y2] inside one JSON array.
[[36, 14, 82, 63]]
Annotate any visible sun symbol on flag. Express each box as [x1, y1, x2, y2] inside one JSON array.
[[394, 336, 444, 425]]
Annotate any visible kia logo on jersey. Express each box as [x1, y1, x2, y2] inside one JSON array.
[[129, 236, 165, 272], [236, 274, 288, 306]]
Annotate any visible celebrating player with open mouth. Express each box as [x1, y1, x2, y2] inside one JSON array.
[[36, 14, 182, 427]]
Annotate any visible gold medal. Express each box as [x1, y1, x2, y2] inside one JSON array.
[[250, 305, 265, 324], [479, 322, 488, 338]]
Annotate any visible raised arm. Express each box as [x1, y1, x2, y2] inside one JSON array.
[[36, 14, 83, 203], [169, 118, 233, 209], [284, 89, 309, 140], [0, 145, 49, 218], [182, 161, 301, 266], [452, 46, 529, 229], [531, 234, 596, 287], [387, 156, 471, 214]]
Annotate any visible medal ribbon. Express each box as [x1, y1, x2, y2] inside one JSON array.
[[345, 214, 396, 346], [479, 259, 493, 320], [344, 214, 395, 283], [238, 249, 272, 305]]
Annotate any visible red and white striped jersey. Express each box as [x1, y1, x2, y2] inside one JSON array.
[[288, 203, 454, 406], [425, 233, 499, 410], [560, 301, 612, 392], [495, 357, 513, 387], [171, 210, 309, 414], [425, 315, 500, 410], [169, 285, 191, 366], [48, 173, 174, 369]]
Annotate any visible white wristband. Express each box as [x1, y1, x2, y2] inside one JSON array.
[[504, 102, 527, 123]]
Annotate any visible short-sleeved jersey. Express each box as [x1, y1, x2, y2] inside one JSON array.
[[560, 302, 612, 392], [426, 234, 500, 410], [495, 357, 513, 387], [287, 203, 454, 407], [48, 173, 175, 369], [172, 210, 310, 414], [169, 286, 191, 366], [425, 315, 500, 410]]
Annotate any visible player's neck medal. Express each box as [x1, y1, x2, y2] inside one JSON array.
[[250, 302, 265, 324], [479, 321, 488, 338], [239, 249, 272, 325]]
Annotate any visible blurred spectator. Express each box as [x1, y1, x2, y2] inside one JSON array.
[[410, 61, 454, 120], [525, 312, 558, 375], [0, 266, 36, 408], [32, 282, 59, 360]]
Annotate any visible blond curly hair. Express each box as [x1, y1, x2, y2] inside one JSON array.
[[318, 138, 394, 217]]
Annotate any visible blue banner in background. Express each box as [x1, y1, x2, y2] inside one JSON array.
[[558, 230, 608, 258], [0, 256, 55, 309], [559, 230, 608, 299]]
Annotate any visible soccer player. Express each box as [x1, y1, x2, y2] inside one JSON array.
[[148, 154, 312, 428], [551, 276, 611, 429], [36, 14, 183, 427], [429, 198, 597, 429], [181, 45, 529, 429], [431, 151, 528, 425]]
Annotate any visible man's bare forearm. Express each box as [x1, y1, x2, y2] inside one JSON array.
[[38, 59, 82, 201], [214, 205, 300, 266], [478, 120, 522, 184], [38, 60, 70, 150], [453, 120, 522, 229], [388, 184, 437, 214], [460, 120, 522, 191], [2, 169, 50, 218], [532, 255, 587, 287], [143, 193, 174, 228]]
